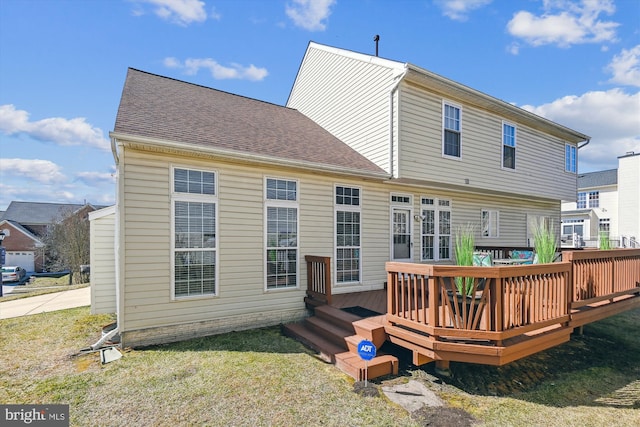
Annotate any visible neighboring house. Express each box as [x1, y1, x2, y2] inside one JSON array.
[[0, 201, 104, 272], [98, 42, 589, 347], [561, 152, 640, 248]]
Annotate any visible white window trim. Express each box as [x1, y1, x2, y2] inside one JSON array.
[[390, 193, 414, 261], [334, 184, 362, 286], [170, 165, 219, 301], [420, 197, 452, 261], [264, 176, 300, 292], [501, 121, 517, 171], [442, 100, 462, 160], [481, 209, 499, 238]]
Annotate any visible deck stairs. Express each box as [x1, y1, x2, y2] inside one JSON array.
[[282, 305, 398, 381]]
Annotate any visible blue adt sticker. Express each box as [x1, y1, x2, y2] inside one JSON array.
[[357, 340, 376, 361]]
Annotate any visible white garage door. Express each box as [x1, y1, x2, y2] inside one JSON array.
[[5, 251, 35, 272]]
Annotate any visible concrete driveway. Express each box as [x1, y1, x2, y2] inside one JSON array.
[[0, 287, 90, 319]]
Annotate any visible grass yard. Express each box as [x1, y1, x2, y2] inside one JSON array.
[[1, 306, 639, 426]]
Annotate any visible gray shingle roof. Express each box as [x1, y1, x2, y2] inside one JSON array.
[[113, 69, 386, 175], [577, 169, 617, 189], [0, 202, 105, 225]]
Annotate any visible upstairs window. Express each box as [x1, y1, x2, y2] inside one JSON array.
[[443, 102, 461, 158], [565, 144, 577, 173], [577, 191, 599, 209], [502, 123, 516, 169]]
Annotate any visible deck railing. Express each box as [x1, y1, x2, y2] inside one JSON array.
[[386, 249, 640, 345], [386, 262, 571, 344], [562, 248, 640, 308], [305, 255, 332, 305]]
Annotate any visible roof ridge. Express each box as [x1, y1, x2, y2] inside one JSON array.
[[126, 68, 290, 110]]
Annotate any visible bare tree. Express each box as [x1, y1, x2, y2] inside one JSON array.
[[43, 207, 91, 284]]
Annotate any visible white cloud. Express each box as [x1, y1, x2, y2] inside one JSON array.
[[134, 0, 208, 26], [0, 104, 110, 151], [606, 45, 640, 87], [0, 158, 66, 184], [435, 0, 493, 22], [75, 171, 117, 186], [507, 0, 619, 49], [164, 57, 268, 81], [521, 88, 640, 172], [285, 0, 335, 31]]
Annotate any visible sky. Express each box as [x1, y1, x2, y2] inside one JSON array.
[[0, 0, 639, 211]]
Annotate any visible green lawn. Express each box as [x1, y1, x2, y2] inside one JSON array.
[[1, 305, 639, 426]]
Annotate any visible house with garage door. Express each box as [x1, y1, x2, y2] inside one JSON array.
[[0, 201, 104, 272], [94, 42, 590, 348]]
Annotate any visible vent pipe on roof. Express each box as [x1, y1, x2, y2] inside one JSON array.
[[374, 34, 380, 57]]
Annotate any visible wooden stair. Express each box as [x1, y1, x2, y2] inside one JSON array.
[[282, 305, 398, 381]]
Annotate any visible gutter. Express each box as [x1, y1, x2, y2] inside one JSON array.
[[109, 132, 389, 181], [578, 138, 590, 149], [110, 135, 120, 164]]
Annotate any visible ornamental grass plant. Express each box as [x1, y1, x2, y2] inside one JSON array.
[[599, 231, 612, 250], [533, 219, 557, 264], [454, 223, 476, 296]]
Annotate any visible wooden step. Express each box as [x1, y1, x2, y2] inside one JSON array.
[[282, 322, 345, 363], [314, 305, 361, 331], [305, 316, 352, 348], [352, 315, 388, 349], [334, 352, 399, 381]]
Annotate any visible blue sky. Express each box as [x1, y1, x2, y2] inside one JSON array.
[[1, 0, 638, 211]]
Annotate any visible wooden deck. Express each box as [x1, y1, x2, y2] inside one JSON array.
[[329, 290, 387, 314], [302, 249, 640, 372]]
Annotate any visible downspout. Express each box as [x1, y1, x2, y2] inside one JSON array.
[[389, 66, 408, 178], [110, 135, 123, 345], [578, 138, 590, 149]]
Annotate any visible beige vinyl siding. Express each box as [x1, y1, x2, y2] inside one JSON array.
[[288, 45, 399, 173], [398, 84, 576, 201], [117, 142, 563, 341], [89, 208, 116, 314]]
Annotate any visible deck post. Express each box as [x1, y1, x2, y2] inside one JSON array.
[[434, 360, 451, 377]]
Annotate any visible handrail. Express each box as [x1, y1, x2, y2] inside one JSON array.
[[305, 255, 332, 305]]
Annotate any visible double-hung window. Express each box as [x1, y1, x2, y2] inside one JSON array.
[[481, 209, 499, 238], [335, 186, 361, 284], [172, 167, 217, 298], [502, 122, 516, 169], [265, 178, 298, 290], [443, 102, 461, 158], [420, 197, 451, 261], [565, 144, 577, 173], [577, 191, 599, 209]]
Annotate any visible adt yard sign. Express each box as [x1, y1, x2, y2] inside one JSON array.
[[357, 340, 376, 361]]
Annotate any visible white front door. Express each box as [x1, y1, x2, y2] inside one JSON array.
[[392, 208, 412, 261]]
